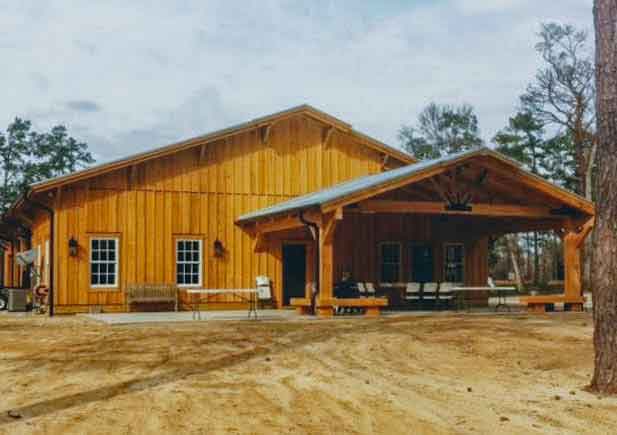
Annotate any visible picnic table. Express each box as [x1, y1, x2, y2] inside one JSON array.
[[186, 288, 259, 320]]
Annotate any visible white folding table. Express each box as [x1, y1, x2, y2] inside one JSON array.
[[450, 286, 516, 311], [186, 289, 259, 320]]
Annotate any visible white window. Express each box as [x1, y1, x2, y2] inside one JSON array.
[[444, 243, 464, 283], [90, 238, 119, 288], [379, 242, 401, 283], [176, 239, 202, 287]]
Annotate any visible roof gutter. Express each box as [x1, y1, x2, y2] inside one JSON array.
[[23, 190, 55, 317]]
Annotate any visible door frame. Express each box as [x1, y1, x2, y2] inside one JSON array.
[[280, 240, 314, 307], [409, 242, 434, 283]]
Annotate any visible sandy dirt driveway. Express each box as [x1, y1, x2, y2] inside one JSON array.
[[0, 312, 616, 435]]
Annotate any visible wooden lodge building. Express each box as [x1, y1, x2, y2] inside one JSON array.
[[0, 105, 595, 316]]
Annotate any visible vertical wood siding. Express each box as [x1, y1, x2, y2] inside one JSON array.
[[33, 114, 391, 311], [333, 214, 489, 288]]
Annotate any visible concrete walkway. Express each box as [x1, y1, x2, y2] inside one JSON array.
[[84, 309, 300, 325]]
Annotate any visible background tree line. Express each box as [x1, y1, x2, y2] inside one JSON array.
[[0, 119, 93, 213], [399, 22, 596, 291]]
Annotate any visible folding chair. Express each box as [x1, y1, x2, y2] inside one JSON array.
[[405, 282, 421, 308], [437, 282, 456, 310], [423, 282, 438, 309]]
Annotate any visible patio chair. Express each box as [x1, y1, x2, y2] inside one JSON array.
[[405, 282, 421, 299], [255, 276, 273, 308], [423, 282, 438, 308], [365, 282, 377, 297], [405, 282, 421, 307], [357, 282, 367, 298], [437, 282, 456, 310]]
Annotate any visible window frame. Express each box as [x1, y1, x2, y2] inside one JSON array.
[[175, 238, 203, 288], [378, 241, 402, 283], [89, 236, 120, 289], [443, 242, 465, 283]]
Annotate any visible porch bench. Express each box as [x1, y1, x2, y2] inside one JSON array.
[[125, 283, 179, 312], [290, 297, 389, 317], [519, 294, 585, 313], [322, 297, 389, 317], [290, 298, 312, 315]]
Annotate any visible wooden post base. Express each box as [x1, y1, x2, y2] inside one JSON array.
[[527, 303, 552, 313], [364, 306, 381, 317], [316, 306, 334, 318], [296, 306, 311, 315]]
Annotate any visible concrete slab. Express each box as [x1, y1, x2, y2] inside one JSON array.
[[83, 309, 300, 325]]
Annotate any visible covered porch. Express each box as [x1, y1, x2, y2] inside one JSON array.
[[236, 148, 595, 317]]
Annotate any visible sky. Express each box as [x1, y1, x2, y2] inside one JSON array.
[[0, 0, 594, 163]]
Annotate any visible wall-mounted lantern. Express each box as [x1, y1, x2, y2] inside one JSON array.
[[213, 239, 225, 258], [68, 237, 79, 257]]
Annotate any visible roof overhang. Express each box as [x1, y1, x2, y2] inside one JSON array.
[[236, 147, 595, 231]]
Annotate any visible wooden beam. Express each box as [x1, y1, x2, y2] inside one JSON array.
[[253, 232, 268, 253], [357, 200, 560, 219], [477, 156, 595, 215], [251, 210, 321, 235], [322, 165, 450, 212], [260, 124, 272, 145], [255, 215, 303, 234], [321, 208, 343, 243], [129, 164, 138, 187], [429, 176, 450, 203], [199, 144, 207, 163], [381, 154, 390, 171], [573, 217, 595, 249], [322, 126, 334, 148]]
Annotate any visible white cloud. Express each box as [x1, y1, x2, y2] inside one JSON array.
[[0, 0, 594, 162]]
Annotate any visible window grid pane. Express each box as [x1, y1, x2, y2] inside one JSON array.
[[445, 244, 464, 282], [380, 243, 401, 283], [90, 238, 118, 287], [176, 239, 201, 286]]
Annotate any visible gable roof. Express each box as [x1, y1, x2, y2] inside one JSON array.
[[28, 104, 414, 194], [236, 147, 595, 224]]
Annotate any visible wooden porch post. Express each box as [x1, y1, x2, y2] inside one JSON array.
[[563, 218, 594, 309], [317, 229, 334, 317], [563, 232, 582, 299], [317, 209, 342, 317]]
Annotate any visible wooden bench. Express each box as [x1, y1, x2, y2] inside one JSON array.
[[519, 294, 585, 313], [125, 283, 179, 312], [290, 297, 389, 317]]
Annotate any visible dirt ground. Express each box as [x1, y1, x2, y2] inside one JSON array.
[[0, 312, 616, 435]]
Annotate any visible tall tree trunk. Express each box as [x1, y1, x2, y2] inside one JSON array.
[[591, 0, 617, 394]]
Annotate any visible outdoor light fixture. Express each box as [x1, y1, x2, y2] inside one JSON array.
[[68, 237, 79, 257], [213, 239, 224, 258]]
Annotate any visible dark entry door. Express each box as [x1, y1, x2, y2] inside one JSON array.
[[282, 244, 307, 305], [412, 245, 433, 282]]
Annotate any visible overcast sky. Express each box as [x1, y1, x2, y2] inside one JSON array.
[[1, 0, 593, 163]]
